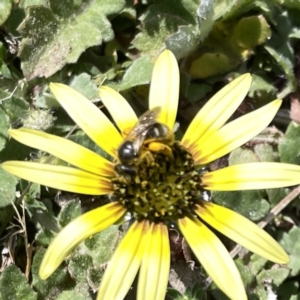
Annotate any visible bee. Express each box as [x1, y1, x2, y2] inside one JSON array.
[[115, 107, 173, 177], [117, 107, 162, 165]]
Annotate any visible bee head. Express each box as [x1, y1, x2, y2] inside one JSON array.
[[118, 141, 138, 164]]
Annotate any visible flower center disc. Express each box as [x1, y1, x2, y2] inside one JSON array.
[[112, 142, 205, 223]]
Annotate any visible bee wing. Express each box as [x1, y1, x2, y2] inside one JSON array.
[[124, 107, 161, 141], [130, 136, 145, 154]]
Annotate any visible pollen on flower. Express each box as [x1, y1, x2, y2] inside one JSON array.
[[112, 141, 209, 223]]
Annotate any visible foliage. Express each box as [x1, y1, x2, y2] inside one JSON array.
[[1, 0, 300, 299]]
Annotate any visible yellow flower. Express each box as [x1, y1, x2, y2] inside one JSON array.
[[2, 50, 299, 300]]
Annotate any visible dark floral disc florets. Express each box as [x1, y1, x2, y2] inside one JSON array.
[[112, 142, 208, 223]]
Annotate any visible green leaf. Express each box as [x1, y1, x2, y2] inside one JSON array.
[[22, 0, 48, 8], [212, 0, 240, 20], [0, 166, 18, 208], [68, 252, 93, 282], [257, 267, 290, 286], [0, 63, 12, 79], [108, 55, 154, 91], [289, 294, 300, 300], [212, 190, 270, 221], [266, 187, 288, 206], [49, 109, 75, 134], [26, 197, 60, 234], [281, 226, 300, 276], [282, 0, 300, 10], [133, 0, 198, 56], [235, 259, 253, 286], [1, 96, 30, 124], [190, 283, 205, 299], [168, 284, 205, 300], [189, 53, 230, 79], [249, 254, 268, 277], [290, 27, 300, 39], [0, 41, 6, 62], [229, 140, 280, 165], [18, 0, 125, 80], [279, 122, 300, 164], [0, 118, 34, 162], [86, 267, 104, 293], [228, 145, 286, 207], [264, 45, 297, 98], [166, 288, 185, 299], [0, 0, 12, 26], [232, 15, 271, 49], [58, 199, 82, 227], [35, 229, 56, 246], [72, 225, 120, 291], [253, 283, 267, 300], [84, 225, 119, 264], [0, 107, 10, 152], [147, 0, 198, 25], [250, 74, 277, 96], [55, 283, 92, 300], [229, 147, 261, 165], [196, 0, 215, 41], [166, 25, 199, 60], [214, 0, 273, 21], [69, 73, 99, 100], [31, 249, 73, 299], [0, 78, 29, 122], [0, 265, 37, 300], [253, 144, 278, 162], [186, 83, 212, 103], [33, 85, 62, 109], [210, 284, 233, 300]]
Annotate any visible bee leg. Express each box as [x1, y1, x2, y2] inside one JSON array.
[[147, 142, 174, 159], [139, 151, 156, 166]]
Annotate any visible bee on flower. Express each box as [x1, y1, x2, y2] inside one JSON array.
[[3, 50, 300, 300]]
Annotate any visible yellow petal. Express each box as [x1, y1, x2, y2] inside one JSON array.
[[39, 202, 126, 279], [192, 99, 282, 164], [9, 128, 115, 177], [138, 223, 170, 300], [178, 216, 247, 300], [195, 202, 289, 263], [2, 161, 112, 195], [149, 50, 179, 130], [99, 86, 138, 133], [182, 74, 252, 149], [202, 162, 300, 191], [50, 83, 122, 157], [97, 220, 148, 300]]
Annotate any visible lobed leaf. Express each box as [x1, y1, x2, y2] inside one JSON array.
[[281, 226, 300, 277], [133, 0, 199, 57], [108, 55, 154, 91], [18, 0, 125, 80], [0, 265, 37, 300], [279, 122, 300, 165], [0, 0, 12, 26], [0, 167, 18, 208]]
